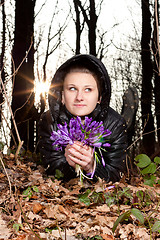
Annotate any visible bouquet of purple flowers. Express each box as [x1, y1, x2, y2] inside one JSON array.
[[50, 116, 111, 180]]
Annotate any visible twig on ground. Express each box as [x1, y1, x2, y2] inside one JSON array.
[[0, 154, 12, 197], [17, 198, 43, 240], [15, 141, 24, 164]]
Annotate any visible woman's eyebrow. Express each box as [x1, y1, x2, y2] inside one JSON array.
[[64, 83, 75, 87], [65, 84, 95, 87], [84, 85, 94, 87]]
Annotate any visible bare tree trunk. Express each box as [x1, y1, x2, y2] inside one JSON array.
[[141, 0, 155, 156], [76, 0, 97, 56], [0, 0, 5, 123], [152, 0, 160, 146], [88, 0, 97, 56], [73, 0, 81, 54], [11, 0, 37, 152]]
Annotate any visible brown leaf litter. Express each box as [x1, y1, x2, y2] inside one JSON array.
[[0, 154, 160, 240]]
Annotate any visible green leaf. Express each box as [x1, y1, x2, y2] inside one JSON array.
[[123, 191, 133, 200], [32, 186, 39, 193], [135, 154, 151, 168], [136, 190, 144, 202], [78, 189, 91, 206], [157, 179, 160, 185], [154, 156, 160, 164], [22, 187, 31, 196], [80, 189, 91, 197], [29, 192, 32, 198], [90, 192, 101, 204], [112, 210, 131, 233], [144, 175, 156, 181], [104, 195, 115, 207], [22, 187, 32, 199], [152, 221, 160, 232], [144, 175, 156, 187], [79, 196, 90, 206], [141, 163, 156, 174], [13, 223, 22, 232], [55, 169, 64, 179], [131, 208, 144, 224], [45, 228, 53, 233], [94, 235, 103, 240]]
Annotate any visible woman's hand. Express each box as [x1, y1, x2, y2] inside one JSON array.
[[65, 141, 94, 174]]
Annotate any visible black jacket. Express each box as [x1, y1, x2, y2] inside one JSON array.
[[38, 54, 128, 182]]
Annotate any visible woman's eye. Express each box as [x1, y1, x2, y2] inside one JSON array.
[[85, 88, 92, 92], [69, 87, 76, 91]]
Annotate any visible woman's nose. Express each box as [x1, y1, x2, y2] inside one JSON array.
[[76, 90, 83, 100]]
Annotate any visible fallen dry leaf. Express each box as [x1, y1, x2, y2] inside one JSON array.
[[0, 173, 5, 178], [101, 233, 115, 240], [13, 234, 26, 240], [43, 206, 56, 219], [0, 213, 12, 239], [58, 205, 71, 216], [32, 202, 43, 214]]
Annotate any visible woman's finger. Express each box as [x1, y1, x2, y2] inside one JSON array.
[[70, 143, 93, 158], [65, 142, 94, 173]]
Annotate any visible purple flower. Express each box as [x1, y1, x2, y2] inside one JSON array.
[[50, 116, 112, 178], [103, 143, 111, 147]]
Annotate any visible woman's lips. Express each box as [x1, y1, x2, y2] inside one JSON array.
[[74, 104, 86, 107]]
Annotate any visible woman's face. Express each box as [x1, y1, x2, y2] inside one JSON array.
[[62, 72, 100, 117]]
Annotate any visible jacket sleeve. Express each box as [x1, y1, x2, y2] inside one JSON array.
[[94, 108, 128, 183], [38, 111, 76, 181]]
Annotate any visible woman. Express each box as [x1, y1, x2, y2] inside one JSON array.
[[38, 54, 128, 182]]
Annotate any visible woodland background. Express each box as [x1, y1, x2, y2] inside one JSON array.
[[0, 0, 159, 158], [0, 1, 160, 239]]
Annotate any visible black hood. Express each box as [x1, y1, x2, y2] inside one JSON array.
[[48, 54, 111, 120]]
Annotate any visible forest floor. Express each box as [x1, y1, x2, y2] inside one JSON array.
[[0, 153, 160, 240]]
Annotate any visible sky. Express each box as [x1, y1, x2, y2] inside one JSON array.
[[34, 0, 141, 70]]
